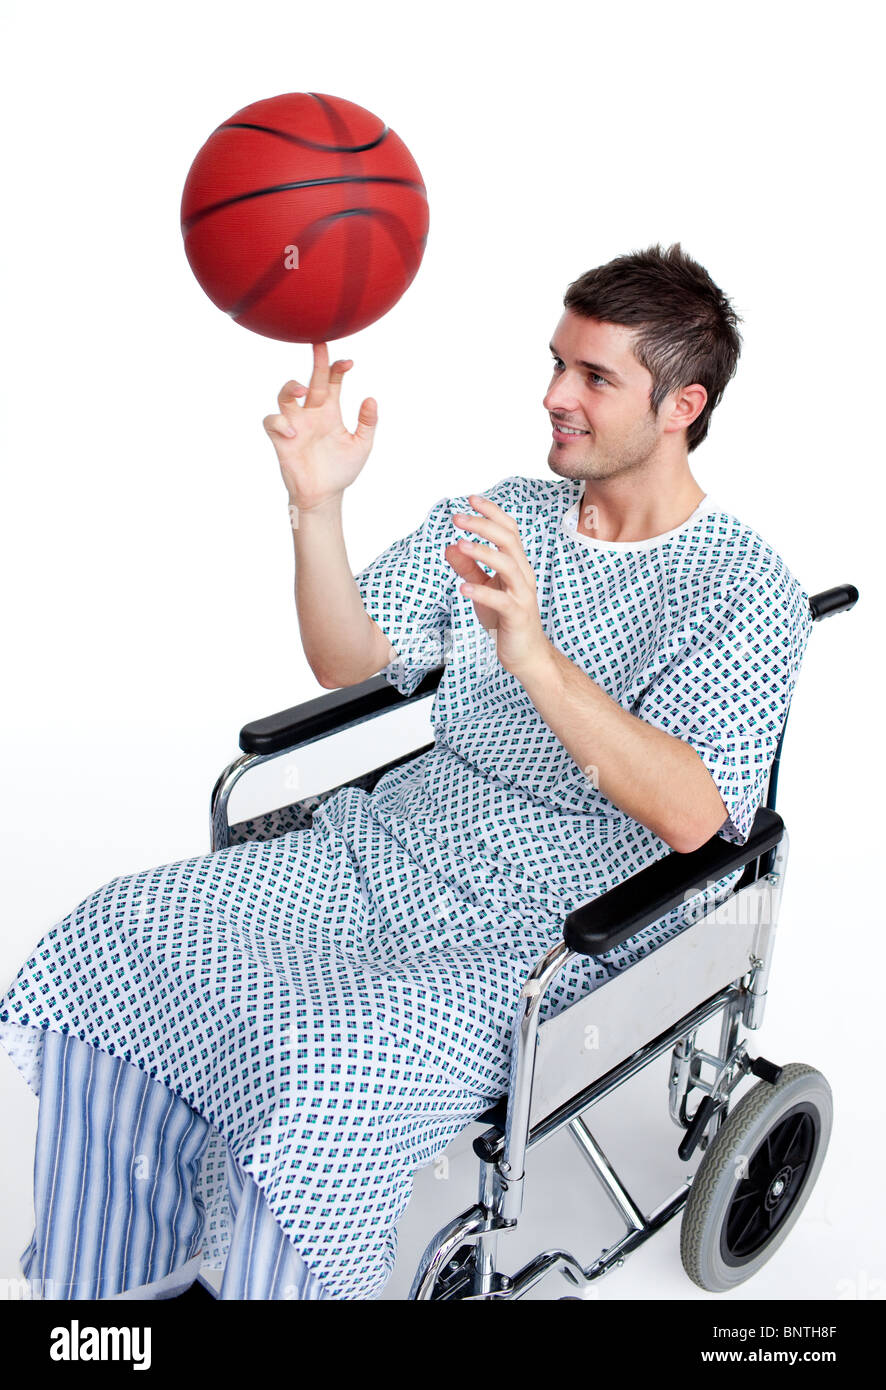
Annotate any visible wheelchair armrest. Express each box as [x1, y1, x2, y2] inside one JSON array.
[[563, 805, 785, 957], [238, 665, 446, 756]]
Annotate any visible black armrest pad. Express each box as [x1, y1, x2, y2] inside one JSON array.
[[239, 665, 445, 756], [809, 584, 859, 621], [563, 806, 785, 957]]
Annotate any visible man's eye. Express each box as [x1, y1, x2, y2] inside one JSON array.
[[550, 358, 607, 387]]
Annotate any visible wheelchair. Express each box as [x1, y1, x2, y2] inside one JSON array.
[[209, 582, 858, 1300]]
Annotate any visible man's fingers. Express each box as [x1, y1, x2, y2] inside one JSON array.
[[278, 380, 307, 414], [452, 514, 518, 552], [304, 342, 330, 407], [326, 359, 353, 403], [444, 542, 491, 585], [453, 501, 534, 586], [353, 397, 378, 443], [467, 494, 522, 538], [263, 412, 297, 440]]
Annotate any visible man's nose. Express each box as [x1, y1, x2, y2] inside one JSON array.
[[543, 377, 579, 413]]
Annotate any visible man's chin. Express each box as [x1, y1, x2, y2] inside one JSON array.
[[546, 449, 591, 478]]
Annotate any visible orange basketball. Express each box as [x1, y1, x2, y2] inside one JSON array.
[[180, 91, 429, 343]]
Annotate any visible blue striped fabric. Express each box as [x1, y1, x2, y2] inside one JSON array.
[[220, 1145, 327, 1300], [21, 1029, 328, 1301]]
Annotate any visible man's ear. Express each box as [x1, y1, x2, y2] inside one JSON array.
[[664, 382, 708, 434]]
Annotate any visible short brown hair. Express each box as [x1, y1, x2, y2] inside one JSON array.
[[563, 242, 743, 452]]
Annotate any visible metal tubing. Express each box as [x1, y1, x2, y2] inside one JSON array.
[[567, 1116, 646, 1233], [409, 1206, 488, 1301], [209, 752, 263, 851], [475, 1164, 499, 1293], [743, 833, 789, 1029], [498, 940, 575, 1222], [668, 1032, 696, 1128]]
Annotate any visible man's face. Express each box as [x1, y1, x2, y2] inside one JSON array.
[[543, 311, 666, 481]]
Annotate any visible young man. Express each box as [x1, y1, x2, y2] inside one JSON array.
[[0, 243, 812, 1301]]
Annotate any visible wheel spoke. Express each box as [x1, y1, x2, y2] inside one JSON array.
[[731, 1204, 764, 1254], [749, 1150, 769, 1185], [768, 1194, 793, 1232], [774, 1114, 807, 1166], [731, 1186, 764, 1206]]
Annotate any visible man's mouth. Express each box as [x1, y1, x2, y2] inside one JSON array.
[[552, 420, 590, 443]]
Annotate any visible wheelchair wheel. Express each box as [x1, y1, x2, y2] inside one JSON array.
[[680, 1063, 832, 1292]]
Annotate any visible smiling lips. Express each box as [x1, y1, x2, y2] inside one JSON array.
[[552, 420, 590, 442]]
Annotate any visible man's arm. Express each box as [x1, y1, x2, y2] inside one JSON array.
[[518, 645, 730, 854], [262, 345, 396, 690], [446, 491, 730, 855], [290, 495, 396, 688]]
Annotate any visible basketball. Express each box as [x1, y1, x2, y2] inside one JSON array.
[[180, 91, 429, 343]]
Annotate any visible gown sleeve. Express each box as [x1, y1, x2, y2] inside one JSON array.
[[634, 561, 814, 846], [353, 493, 456, 697]]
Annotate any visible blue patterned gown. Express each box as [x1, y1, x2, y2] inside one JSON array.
[[0, 474, 813, 1298]]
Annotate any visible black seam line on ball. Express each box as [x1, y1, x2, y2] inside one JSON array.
[[307, 92, 378, 150], [307, 91, 362, 128], [226, 206, 423, 325], [182, 176, 427, 235], [216, 121, 390, 155], [305, 92, 372, 337], [315, 204, 422, 343]]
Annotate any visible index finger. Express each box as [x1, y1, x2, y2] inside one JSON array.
[[467, 494, 521, 535], [304, 342, 330, 407]]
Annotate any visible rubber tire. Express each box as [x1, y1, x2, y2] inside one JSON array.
[[680, 1063, 832, 1292]]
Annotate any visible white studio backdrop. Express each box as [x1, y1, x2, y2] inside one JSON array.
[[0, 0, 883, 1301]]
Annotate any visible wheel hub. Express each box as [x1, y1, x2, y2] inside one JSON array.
[[765, 1165, 793, 1209]]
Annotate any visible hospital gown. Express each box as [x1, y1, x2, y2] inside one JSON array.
[[0, 473, 814, 1299]]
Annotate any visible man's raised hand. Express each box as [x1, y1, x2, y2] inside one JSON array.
[[263, 343, 378, 512]]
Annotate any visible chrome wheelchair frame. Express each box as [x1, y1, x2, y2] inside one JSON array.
[[209, 583, 858, 1299]]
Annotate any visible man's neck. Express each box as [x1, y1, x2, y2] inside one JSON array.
[[576, 476, 706, 543]]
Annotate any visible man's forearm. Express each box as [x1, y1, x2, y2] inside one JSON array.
[[291, 495, 392, 687], [515, 640, 729, 854]]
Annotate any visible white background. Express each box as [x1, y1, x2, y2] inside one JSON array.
[[1, 0, 883, 1302]]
